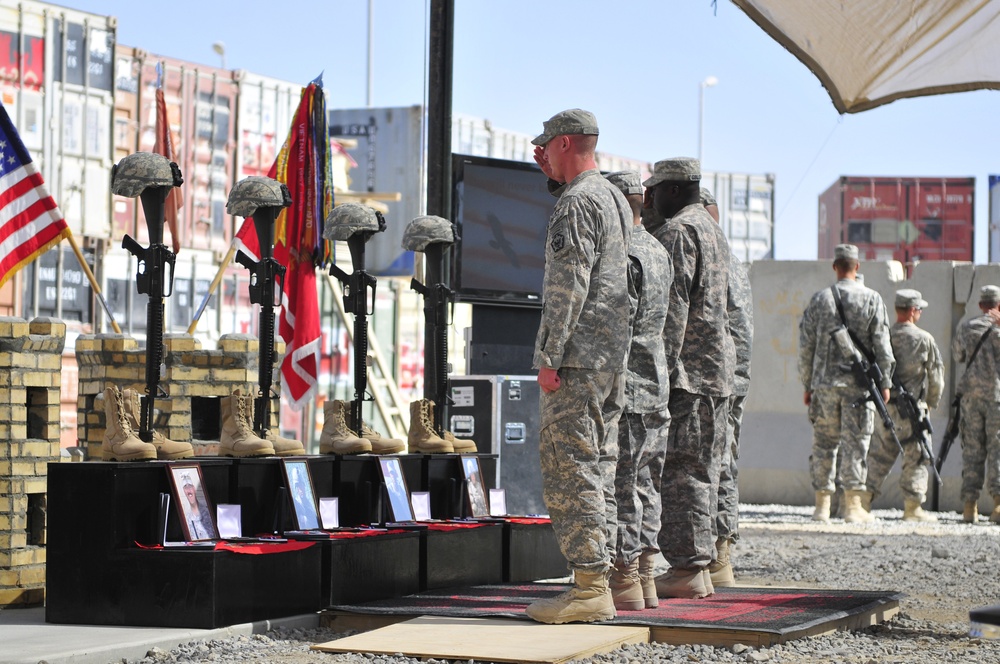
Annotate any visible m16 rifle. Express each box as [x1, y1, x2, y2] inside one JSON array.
[[227, 176, 293, 437], [936, 325, 993, 475], [325, 203, 386, 433], [112, 152, 183, 443], [402, 215, 459, 435], [892, 379, 941, 484]]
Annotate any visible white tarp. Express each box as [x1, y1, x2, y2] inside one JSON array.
[[733, 0, 1000, 113]]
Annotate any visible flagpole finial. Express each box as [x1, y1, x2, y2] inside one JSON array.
[[310, 72, 324, 87]]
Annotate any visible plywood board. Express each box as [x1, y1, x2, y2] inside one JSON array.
[[312, 615, 649, 664]]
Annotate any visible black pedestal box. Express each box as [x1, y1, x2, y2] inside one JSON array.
[[421, 523, 503, 591], [503, 520, 568, 582], [323, 530, 421, 606]]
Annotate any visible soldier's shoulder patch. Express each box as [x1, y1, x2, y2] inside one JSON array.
[[550, 219, 566, 253]]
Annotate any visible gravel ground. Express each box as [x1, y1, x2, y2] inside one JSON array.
[[120, 504, 1000, 664]]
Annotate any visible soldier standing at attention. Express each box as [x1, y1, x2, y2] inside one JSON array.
[[525, 109, 632, 623], [864, 289, 943, 522], [601, 171, 672, 612], [798, 244, 894, 524], [952, 285, 1000, 524], [644, 158, 734, 600]]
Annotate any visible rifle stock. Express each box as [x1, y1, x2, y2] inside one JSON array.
[[330, 235, 377, 431]]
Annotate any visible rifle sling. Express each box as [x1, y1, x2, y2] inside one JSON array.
[[830, 285, 877, 363]]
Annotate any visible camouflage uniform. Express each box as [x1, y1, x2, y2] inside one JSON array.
[[615, 223, 672, 567], [717, 254, 753, 541], [534, 169, 631, 574], [799, 278, 894, 492], [867, 321, 944, 503], [952, 312, 1000, 504], [649, 203, 734, 570]]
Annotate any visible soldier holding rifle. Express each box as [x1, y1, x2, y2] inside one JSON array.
[[798, 244, 894, 524], [864, 289, 944, 522]]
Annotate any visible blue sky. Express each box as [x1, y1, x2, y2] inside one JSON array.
[[75, 0, 1000, 262]]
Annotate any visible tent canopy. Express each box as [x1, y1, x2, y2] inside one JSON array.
[[733, 0, 1000, 113]]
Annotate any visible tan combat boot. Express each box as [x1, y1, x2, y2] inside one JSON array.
[[219, 389, 275, 457], [903, 498, 938, 522], [991, 496, 1000, 524], [812, 491, 833, 522], [859, 490, 873, 514], [241, 392, 305, 455], [122, 388, 193, 460], [358, 421, 406, 454], [319, 400, 371, 455], [444, 430, 477, 453], [843, 490, 875, 523], [407, 399, 453, 453], [101, 386, 157, 461], [655, 566, 713, 599], [963, 501, 980, 524], [637, 551, 659, 608], [525, 569, 616, 624], [708, 537, 736, 587], [609, 560, 644, 611]]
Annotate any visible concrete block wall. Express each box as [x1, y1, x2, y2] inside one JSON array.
[[0, 316, 65, 608], [76, 333, 284, 458], [742, 259, 1000, 514]]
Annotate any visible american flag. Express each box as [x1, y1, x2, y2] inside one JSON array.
[[0, 101, 69, 289]]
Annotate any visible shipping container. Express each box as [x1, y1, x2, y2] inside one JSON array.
[[990, 175, 1000, 262], [819, 176, 974, 268], [703, 171, 775, 262]]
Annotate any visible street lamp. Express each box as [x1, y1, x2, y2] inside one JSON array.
[[212, 42, 226, 70], [698, 76, 718, 165]]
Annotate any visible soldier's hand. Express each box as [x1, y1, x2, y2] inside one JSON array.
[[803, 391, 811, 406], [882, 388, 890, 404], [988, 308, 1000, 326], [538, 367, 561, 393], [533, 146, 556, 181]]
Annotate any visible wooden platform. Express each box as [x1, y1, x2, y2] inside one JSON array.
[[312, 615, 649, 664]]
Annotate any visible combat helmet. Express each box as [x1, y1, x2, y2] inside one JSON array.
[[401, 215, 457, 252], [226, 176, 292, 218], [111, 152, 183, 198], [324, 202, 386, 241]]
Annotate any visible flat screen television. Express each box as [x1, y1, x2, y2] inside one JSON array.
[[451, 153, 553, 307]]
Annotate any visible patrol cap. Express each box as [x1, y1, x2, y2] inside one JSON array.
[[642, 157, 701, 188], [895, 289, 928, 309], [401, 215, 456, 252], [324, 202, 385, 241], [700, 188, 718, 207], [834, 244, 860, 261], [605, 171, 642, 196], [979, 285, 1000, 305], [531, 109, 599, 146]]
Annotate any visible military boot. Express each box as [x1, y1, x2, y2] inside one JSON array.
[[444, 429, 477, 453], [843, 490, 875, 523], [241, 393, 305, 455], [812, 491, 833, 522], [357, 421, 405, 454], [219, 389, 275, 457], [991, 496, 1000, 524], [859, 490, 873, 514], [122, 388, 193, 460], [708, 537, 736, 587], [903, 498, 938, 522], [101, 386, 157, 461], [655, 566, 713, 599], [319, 400, 371, 455], [609, 560, 644, 611], [407, 399, 453, 453], [637, 551, 659, 608], [525, 569, 616, 624], [964, 501, 980, 524]]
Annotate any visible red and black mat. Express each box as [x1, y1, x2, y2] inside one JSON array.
[[332, 583, 904, 634]]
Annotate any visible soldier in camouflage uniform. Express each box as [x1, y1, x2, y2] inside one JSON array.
[[798, 244, 894, 524], [952, 285, 1000, 524], [599, 171, 672, 612], [864, 289, 943, 522], [524, 109, 632, 624], [643, 158, 734, 600]]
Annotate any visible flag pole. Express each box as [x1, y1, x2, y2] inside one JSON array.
[[186, 243, 236, 335], [64, 231, 122, 334]]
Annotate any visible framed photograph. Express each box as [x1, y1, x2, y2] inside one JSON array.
[[282, 459, 320, 530], [461, 455, 490, 518], [378, 457, 414, 522], [167, 464, 218, 541]]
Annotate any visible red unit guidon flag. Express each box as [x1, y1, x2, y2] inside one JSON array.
[[0, 101, 69, 289]]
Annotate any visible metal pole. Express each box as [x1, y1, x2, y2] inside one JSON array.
[[367, 0, 375, 107]]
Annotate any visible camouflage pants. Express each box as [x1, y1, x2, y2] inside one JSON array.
[[866, 401, 930, 503], [716, 394, 745, 542], [614, 408, 669, 566], [808, 387, 874, 492], [539, 367, 623, 573], [658, 390, 727, 570], [958, 397, 1000, 502]]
